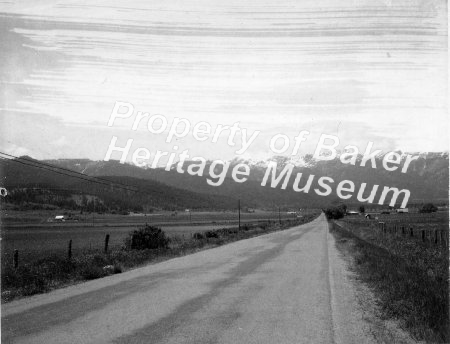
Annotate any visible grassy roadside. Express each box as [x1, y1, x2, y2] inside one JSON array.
[[1, 213, 319, 303], [329, 220, 449, 343]]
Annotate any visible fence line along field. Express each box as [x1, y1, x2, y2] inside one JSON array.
[[1, 209, 308, 266], [342, 211, 449, 246], [330, 209, 449, 343]]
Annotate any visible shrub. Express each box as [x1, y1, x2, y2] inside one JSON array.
[[91, 254, 108, 266], [80, 265, 106, 280], [126, 224, 170, 250], [204, 230, 219, 238], [259, 223, 269, 230], [113, 264, 123, 274], [324, 205, 346, 219], [192, 232, 204, 240], [420, 203, 438, 213], [242, 224, 251, 231]]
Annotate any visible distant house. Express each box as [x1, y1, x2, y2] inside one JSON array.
[[346, 211, 359, 216], [54, 215, 65, 222], [396, 208, 409, 213]]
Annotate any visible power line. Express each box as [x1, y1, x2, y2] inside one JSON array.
[[0, 156, 115, 188], [0, 153, 138, 193], [0, 151, 135, 190]]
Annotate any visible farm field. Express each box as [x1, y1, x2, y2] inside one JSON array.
[[342, 210, 449, 245], [1, 210, 320, 302], [1, 209, 299, 227], [1, 209, 311, 266]]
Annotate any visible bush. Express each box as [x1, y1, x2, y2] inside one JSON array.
[[80, 265, 106, 280], [324, 204, 346, 219], [91, 254, 108, 266], [204, 230, 219, 238], [420, 203, 438, 213], [193, 232, 204, 240], [126, 224, 170, 250], [242, 224, 251, 231], [113, 264, 123, 274], [259, 223, 269, 230]]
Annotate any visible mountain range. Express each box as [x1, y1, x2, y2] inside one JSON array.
[[1, 151, 447, 211]]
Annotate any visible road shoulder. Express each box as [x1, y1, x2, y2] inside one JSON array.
[[327, 222, 422, 344]]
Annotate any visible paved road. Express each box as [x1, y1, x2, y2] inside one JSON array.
[[2, 214, 377, 344]]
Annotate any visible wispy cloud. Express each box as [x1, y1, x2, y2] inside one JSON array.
[[0, 0, 447, 160]]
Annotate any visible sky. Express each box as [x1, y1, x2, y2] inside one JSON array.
[[0, 0, 448, 163]]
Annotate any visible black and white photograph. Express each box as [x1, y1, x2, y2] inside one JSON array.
[[0, 1, 448, 343]]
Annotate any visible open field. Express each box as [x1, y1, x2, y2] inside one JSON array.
[[330, 211, 449, 343], [342, 211, 449, 245], [1, 209, 299, 226], [1, 210, 313, 266], [1, 212, 320, 302]]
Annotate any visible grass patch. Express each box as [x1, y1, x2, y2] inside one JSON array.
[[330, 220, 449, 343], [2, 214, 319, 303]]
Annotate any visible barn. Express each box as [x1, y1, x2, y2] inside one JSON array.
[[54, 215, 66, 222]]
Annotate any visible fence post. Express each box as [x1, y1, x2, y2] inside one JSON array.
[[104, 234, 110, 254], [401, 226, 405, 236], [13, 249, 19, 269], [421, 230, 425, 242], [131, 234, 136, 249], [68, 239, 72, 260], [434, 230, 438, 244], [409, 227, 413, 237]]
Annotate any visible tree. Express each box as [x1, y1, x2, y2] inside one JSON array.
[[126, 224, 170, 250], [324, 203, 347, 220], [419, 203, 438, 213]]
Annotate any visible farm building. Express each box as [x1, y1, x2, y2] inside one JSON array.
[[54, 215, 66, 222]]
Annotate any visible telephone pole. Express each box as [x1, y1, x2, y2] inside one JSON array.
[[238, 199, 241, 231]]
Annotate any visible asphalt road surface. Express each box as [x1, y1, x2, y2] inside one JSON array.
[[2, 214, 381, 344]]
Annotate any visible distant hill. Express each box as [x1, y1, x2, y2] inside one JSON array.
[[0, 157, 238, 211], [1, 152, 447, 211], [42, 152, 449, 209]]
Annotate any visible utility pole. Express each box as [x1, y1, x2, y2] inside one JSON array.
[[92, 196, 95, 227], [238, 199, 241, 231], [278, 206, 281, 224]]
